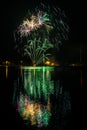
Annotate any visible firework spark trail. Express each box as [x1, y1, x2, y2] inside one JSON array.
[[14, 3, 69, 43], [14, 3, 69, 65], [17, 10, 51, 37], [23, 38, 53, 65]]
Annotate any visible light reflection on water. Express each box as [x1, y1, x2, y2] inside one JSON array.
[[12, 66, 71, 129], [1, 65, 87, 130]]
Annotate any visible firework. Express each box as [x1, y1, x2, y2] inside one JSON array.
[[14, 3, 69, 65], [16, 10, 52, 38], [14, 3, 69, 40]]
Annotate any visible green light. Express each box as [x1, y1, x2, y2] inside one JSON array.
[[13, 67, 54, 127], [23, 67, 54, 101], [22, 66, 54, 71]]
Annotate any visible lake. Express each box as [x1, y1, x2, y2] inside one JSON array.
[[1, 65, 87, 130]]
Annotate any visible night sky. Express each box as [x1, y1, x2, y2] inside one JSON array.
[[1, 0, 87, 63]]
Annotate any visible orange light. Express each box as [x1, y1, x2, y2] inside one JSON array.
[[45, 61, 50, 65], [51, 62, 55, 66]]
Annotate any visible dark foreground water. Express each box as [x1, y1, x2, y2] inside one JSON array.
[[1, 65, 87, 130]]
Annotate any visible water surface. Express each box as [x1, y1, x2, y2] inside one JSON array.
[[1, 65, 86, 130]]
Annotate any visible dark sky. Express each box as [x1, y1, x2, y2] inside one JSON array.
[[1, 0, 87, 61]]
